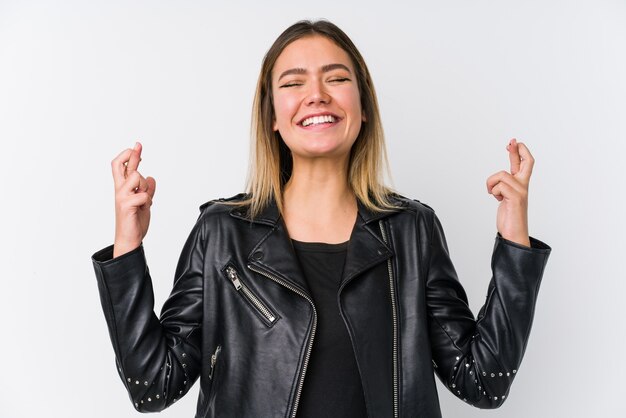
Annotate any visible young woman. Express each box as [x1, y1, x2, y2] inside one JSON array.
[[92, 20, 551, 418]]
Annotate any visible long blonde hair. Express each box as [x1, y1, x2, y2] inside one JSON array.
[[240, 20, 396, 218]]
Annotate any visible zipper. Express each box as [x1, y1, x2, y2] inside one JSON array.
[[247, 264, 317, 418], [209, 345, 222, 379], [225, 265, 276, 324], [379, 220, 399, 418]]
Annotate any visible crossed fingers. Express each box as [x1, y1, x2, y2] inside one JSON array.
[[111, 142, 155, 198], [487, 139, 534, 201]]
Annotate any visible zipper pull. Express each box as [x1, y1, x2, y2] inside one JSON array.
[[226, 266, 242, 290], [209, 345, 221, 379]]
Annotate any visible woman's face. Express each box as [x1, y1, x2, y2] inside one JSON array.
[[271, 35, 364, 162]]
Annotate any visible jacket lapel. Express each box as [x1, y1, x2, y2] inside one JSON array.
[[341, 209, 393, 288], [248, 215, 312, 294]]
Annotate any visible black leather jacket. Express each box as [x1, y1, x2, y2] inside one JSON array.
[[92, 194, 551, 418]]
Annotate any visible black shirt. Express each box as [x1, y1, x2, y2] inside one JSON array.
[[292, 239, 368, 418]]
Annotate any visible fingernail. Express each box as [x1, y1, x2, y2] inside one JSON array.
[[134, 142, 140, 149]]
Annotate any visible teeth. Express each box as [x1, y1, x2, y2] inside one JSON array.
[[301, 115, 336, 127]]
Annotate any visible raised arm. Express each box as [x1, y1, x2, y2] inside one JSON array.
[[91, 143, 204, 412], [427, 139, 551, 408]]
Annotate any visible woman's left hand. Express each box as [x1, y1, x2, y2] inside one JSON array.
[[486, 138, 534, 247]]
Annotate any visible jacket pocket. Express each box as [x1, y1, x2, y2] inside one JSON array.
[[222, 264, 279, 327]]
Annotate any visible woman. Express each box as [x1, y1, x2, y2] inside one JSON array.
[[92, 20, 551, 417]]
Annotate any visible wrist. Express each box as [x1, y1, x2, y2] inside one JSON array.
[[113, 240, 141, 258], [499, 233, 530, 247]]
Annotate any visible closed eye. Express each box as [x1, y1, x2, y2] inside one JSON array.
[[279, 82, 302, 88]]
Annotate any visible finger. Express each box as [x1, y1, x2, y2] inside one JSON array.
[[490, 183, 504, 201], [490, 179, 527, 204], [121, 171, 149, 195], [126, 142, 143, 175], [111, 148, 134, 188], [121, 191, 153, 210], [507, 138, 521, 176], [487, 171, 526, 196], [516, 142, 535, 181], [146, 176, 157, 199], [486, 170, 523, 194]]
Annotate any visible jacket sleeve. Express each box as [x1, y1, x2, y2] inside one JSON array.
[[91, 214, 206, 412], [425, 213, 551, 408]]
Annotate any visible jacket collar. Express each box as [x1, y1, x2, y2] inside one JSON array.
[[235, 196, 405, 295], [229, 195, 406, 226]]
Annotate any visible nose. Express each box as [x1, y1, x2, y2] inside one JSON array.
[[305, 80, 330, 105]]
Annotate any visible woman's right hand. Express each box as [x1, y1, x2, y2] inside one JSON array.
[[112, 142, 157, 258]]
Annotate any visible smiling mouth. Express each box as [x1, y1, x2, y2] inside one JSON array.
[[300, 114, 338, 127]]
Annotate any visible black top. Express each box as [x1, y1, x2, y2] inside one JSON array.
[[292, 239, 368, 418]]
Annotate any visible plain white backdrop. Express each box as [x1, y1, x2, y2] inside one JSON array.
[[1, 1, 624, 417]]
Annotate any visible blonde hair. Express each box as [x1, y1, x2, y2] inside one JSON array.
[[239, 19, 396, 218]]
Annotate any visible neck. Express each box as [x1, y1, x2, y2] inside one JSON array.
[[281, 155, 358, 243], [283, 156, 354, 212]]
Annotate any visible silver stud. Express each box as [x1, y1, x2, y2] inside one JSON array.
[[469, 371, 473, 375], [498, 372, 503, 377], [465, 363, 470, 368], [144, 381, 148, 386], [140, 400, 144, 404], [184, 381, 187, 385], [156, 395, 160, 399], [482, 372, 486, 376], [483, 391, 486, 395], [135, 380, 139, 385], [507, 372, 510, 376], [452, 384, 456, 388], [502, 395, 506, 399], [182, 353, 186, 358], [127, 378, 131, 382], [456, 356, 460, 361], [135, 403, 138, 407], [182, 363, 187, 368], [494, 396, 498, 400], [457, 390, 461, 395], [454, 366, 457, 370], [463, 398, 467, 402], [173, 398, 177, 402], [490, 373, 495, 377], [179, 390, 183, 395], [148, 398, 151, 402], [513, 369, 517, 374], [478, 385, 482, 390]]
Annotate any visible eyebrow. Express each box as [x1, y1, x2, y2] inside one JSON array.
[[277, 63, 352, 81]]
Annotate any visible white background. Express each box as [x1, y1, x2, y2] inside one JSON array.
[[1, 1, 624, 417]]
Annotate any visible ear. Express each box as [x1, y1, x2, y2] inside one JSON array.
[[272, 118, 278, 131], [361, 110, 367, 122]]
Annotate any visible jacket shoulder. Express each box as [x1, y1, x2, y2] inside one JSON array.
[[389, 193, 436, 216], [197, 192, 249, 218]]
